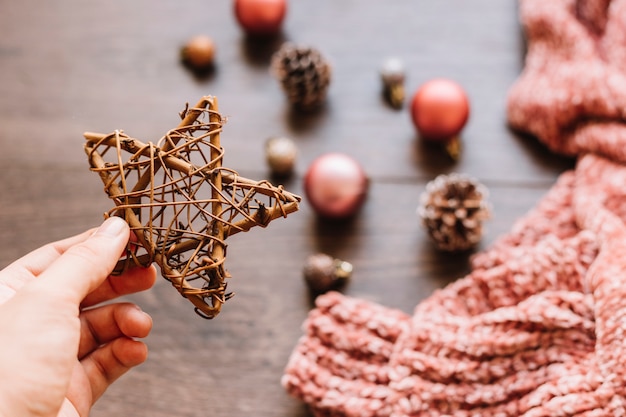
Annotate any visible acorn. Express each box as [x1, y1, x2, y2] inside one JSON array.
[[380, 57, 406, 109], [303, 253, 352, 293], [265, 136, 297, 176], [181, 35, 216, 71]]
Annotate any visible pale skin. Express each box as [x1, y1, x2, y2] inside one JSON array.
[[0, 217, 157, 417]]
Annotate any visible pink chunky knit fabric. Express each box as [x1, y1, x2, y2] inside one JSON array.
[[282, 0, 626, 415], [507, 0, 626, 162]]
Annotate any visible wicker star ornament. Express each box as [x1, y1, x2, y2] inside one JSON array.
[[84, 96, 300, 318]]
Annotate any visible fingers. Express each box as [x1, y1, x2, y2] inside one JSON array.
[[78, 302, 153, 402], [81, 337, 149, 403], [29, 217, 131, 305], [81, 265, 157, 308], [78, 302, 153, 359], [0, 228, 95, 291]]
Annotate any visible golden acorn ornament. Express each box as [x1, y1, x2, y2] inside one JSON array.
[[303, 253, 352, 294], [265, 136, 297, 177], [417, 173, 491, 252], [181, 35, 216, 71], [271, 43, 331, 110], [380, 57, 406, 109]]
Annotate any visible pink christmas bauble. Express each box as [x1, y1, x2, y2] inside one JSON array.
[[234, 0, 287, 36], [410, 78, 470, 142], [304, 153, 368, 219]]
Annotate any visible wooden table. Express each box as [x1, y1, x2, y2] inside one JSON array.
[[0, 1, 574, 416]]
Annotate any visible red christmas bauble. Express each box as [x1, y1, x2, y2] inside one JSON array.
[[304, 153, 368, 219], [234, 0, 287, 36], [410, 78, 470, 142]]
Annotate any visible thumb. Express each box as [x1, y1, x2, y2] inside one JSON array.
[[32, 217, 131, 305]]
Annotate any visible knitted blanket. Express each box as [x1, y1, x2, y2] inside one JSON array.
[[281, 0, 626, 415]]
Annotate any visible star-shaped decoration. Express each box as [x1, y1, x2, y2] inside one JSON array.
[[84, 96, 300, 318]]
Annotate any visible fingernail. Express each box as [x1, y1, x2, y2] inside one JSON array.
[[95, 217, 128, 238]]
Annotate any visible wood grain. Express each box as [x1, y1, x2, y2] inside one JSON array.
[[0, 0, 574, 416]]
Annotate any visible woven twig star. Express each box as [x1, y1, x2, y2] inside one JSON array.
[[84, 96, 300, 318]]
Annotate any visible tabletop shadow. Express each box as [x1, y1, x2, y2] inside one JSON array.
[[411, 134, 459, 176], [284, 101, 330, 134], [508, 127, 576, 174], [240, 32, 287, 68]]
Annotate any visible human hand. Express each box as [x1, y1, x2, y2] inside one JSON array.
[[0, 217, 157, 417]]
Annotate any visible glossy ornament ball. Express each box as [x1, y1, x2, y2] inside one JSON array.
[[410, 78, 470, 141], [304, 153, 368, 219], [234, 0, 287, 36], [181, 35, 216, 70]]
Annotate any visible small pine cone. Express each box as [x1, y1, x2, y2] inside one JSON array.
[[271, 43, 331, 110], [417, 173, 491, 252]]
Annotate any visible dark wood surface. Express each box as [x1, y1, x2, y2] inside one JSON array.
[[0, 1, 575, 416]]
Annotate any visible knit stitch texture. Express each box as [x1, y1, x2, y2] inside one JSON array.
[[282, 0, 626, 415]]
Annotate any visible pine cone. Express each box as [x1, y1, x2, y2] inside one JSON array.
[[418, 173, 491, 252], [271, 43, 331, 110]]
